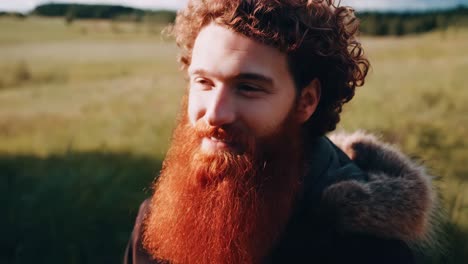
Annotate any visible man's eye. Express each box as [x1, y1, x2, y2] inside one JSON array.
[[192, 78, 212, 90], [196, 78, 209, 85], [237, 84, 264, 97]]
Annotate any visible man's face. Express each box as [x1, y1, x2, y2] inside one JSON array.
[[143, 23, 318, 264], [187, 23, 298, 154]]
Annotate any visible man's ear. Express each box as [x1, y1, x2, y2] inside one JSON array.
[[296, 78, 321, 124]]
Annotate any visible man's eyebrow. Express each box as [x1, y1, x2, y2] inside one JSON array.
[[234, 73, 273, 85], [189, 68, 273, 85], [188, 68, 209, 76]]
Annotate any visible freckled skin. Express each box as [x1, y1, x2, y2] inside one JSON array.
[[187, 23, 298, 151]]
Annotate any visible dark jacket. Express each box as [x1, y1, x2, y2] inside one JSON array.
[[124, 132, 439, 263]]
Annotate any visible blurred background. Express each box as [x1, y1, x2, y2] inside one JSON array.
[[0, 0, 467, 263]]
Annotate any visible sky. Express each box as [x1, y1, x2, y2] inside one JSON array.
[[0, 0, 467, 13]]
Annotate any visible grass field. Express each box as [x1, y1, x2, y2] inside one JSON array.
[[1, 16, 467, 263]]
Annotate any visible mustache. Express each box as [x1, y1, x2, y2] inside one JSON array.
[[193, 123, 254, 153], [196, 126, 232, 141]]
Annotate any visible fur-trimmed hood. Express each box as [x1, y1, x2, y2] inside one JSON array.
[[316, 131, 441, 247]]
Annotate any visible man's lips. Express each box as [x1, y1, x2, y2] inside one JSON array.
[[201, 136, 236, 153], [209, 136, 231, 144]]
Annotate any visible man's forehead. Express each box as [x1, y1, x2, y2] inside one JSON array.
[[193, 23, 254, 51], [189, 23, 289, 80]]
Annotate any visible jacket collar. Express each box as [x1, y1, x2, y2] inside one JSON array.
[[302, 132, 441, 249]]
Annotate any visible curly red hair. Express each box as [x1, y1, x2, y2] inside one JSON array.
[[172, 0, 370, 136]]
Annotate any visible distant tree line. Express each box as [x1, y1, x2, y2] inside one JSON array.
[[0, 11, 27, 18], [358, 7, 468, 36], [2, 3, 466, 35], [31, 3, 176, 23]]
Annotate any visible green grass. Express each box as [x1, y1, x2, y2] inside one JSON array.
[[0, 16, 467, 263], [0, 16, 183, 159]]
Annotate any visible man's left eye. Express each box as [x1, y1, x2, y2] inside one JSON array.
[[237, 84, 264, 97]]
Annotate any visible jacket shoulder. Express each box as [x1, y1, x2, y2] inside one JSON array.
[[329, 232, 415, 264], [124, 199, 156, 264], [323, 131, 443, 251]]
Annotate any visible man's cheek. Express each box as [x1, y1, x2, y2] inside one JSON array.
[[187, 94, 201, 126]]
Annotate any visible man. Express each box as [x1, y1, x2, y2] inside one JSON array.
[[125, 0, 440, 263]]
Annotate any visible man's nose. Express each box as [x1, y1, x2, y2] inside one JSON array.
[[204, 86, 236, 127]]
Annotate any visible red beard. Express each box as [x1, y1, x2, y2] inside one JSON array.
[[143, 105, 304, 264]]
